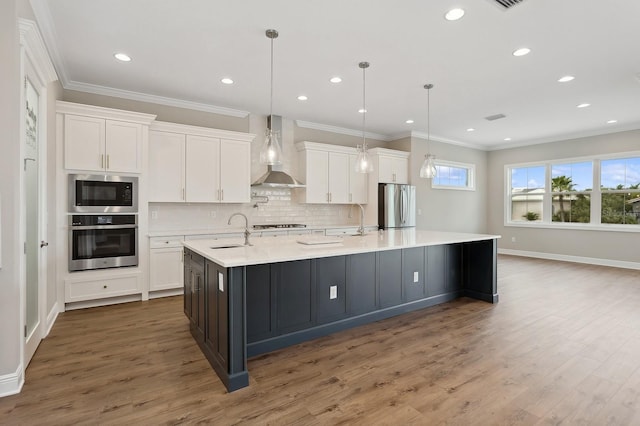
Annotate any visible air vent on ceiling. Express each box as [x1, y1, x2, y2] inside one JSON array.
[[493, 0, 525, 9], [485, 113, 506, 121]]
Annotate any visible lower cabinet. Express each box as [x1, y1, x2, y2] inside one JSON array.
[[402, 247, 426, 302], [316, 256, 347, 324], [379, 250, 402, 308], [183, 250, 205, 342], [347, 252, 377, 315], [274, 260, 313, 334], [65, 272, 141, 303]]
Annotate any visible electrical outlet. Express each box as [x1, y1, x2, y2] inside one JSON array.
[[151, 211, 158, 219], [413, 271, 419, 283], [329, 285, 337, 300], [511, 236, 516, 243]]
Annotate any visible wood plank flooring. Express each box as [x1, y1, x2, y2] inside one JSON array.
[[1, 255, 640, 425]]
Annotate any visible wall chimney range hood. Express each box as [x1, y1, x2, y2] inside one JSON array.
[[251, 115, 305, 188]]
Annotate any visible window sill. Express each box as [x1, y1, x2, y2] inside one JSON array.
[[504, 221, 640, 233]]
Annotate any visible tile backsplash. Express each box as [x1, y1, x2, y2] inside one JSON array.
[[149, 187, 363, 232]]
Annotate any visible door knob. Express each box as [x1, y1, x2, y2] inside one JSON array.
[[40, 241, 49, 248]]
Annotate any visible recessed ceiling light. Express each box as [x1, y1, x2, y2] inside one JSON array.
[[445, 8, 465, 21], [504, 137, 512, 141], [512, 47, 531, 57], [358, 108, 367, 113], [577, 103, 591, 108], [114, 53, 131, 62], [297, 95, 308, 101], [466, 128, 475, 132], [405, 119, 414, 124], [330, 77, 342, 83], [606, 119, 618, 124], [558, 75, 575, 83], [220, 78, 234, 85]]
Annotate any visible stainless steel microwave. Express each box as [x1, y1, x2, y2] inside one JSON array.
[[68, 174, 138, 213]]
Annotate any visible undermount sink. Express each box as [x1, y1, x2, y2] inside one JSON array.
[[209, 244, 244, 249]]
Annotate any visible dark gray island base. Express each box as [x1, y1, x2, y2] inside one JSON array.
[[183, 233, 498, 393]]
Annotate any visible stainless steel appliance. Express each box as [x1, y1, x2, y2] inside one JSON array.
[[69, 174, 138, 213], [378, 183, 416, 229], [69, 214, 138, 271]]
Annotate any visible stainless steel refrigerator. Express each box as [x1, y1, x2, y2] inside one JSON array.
[[378, 183, 416, 229]]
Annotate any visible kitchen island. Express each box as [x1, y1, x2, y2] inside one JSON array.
[[183, 229, 499, 392]]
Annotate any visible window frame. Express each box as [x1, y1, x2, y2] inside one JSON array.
[[504, 152, 640, 232], [431, 159, 476, 191]]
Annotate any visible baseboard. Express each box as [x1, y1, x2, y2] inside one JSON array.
[[45, 302, 60, 337], [498, 248, 640, 270], [0, 365, 24, 398]]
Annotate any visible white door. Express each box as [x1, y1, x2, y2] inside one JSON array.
[[23, 75, 46, 366], [328, 152, 349, 203], [185, 135, 220, 202], [304, 150, 329, 203], [105, 120, 142, 173], [148, 130, 185, 202], [219, 139, 250, 203], [349, 154, 368, 204]]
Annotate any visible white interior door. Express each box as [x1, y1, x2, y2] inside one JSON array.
[[24, 75, 45, 366]]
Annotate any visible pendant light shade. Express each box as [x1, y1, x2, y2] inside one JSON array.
[[420, 83, 437, 179], [260, 29, 283, 166], [354, 61, 373, 173]]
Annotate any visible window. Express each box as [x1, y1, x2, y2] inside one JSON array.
[[601, 157, 640, 224], [551, 161, 592, 223], [510, 165, 544, 222], [432, 160, 475, 191], [506, 154, 640, 229]]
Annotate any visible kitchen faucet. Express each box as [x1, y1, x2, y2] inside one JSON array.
[[228, 213, 252, 246], [355, 204, 365, 236]]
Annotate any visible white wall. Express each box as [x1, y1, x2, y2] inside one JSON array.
[[409, 136, 489, 234], [487, 129, 640, 265], [0, 0, 22, 394]]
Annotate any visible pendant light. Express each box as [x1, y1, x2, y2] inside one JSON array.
[[260, 29, 283, 165], [419, 83, 437, 179], [354, 61, 373, 173]]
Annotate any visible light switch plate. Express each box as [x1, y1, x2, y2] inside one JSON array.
[[329, 285, 337, 299], [413, 271, 419, 283]]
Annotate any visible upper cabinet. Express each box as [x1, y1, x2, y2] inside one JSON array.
[[58, 102, 156, 173], [296, 141, 367, 204], [148, 122, 254, 203], [374, 149, 410, 184]]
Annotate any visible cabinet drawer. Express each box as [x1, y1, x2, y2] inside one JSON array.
[[150, 236, 184, 248], [65, 274, 141, 302]]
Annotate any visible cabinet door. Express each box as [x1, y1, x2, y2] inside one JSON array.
[[393, 157, 409, 184], [148, 130, 185, 202], [426, 245, 446, 296], [192, 255, 205, 341], [246, 265, 275, 343], [64, 114, 105, 171], [378, 155, 395, 183], [315, 256, 347, 324], [304, 150, 329, 203], [328, 152, 349, 204], [185, 135, 220, 202], [347, 252, 377, 315], [402, 247, 425, 302], [446, 244, 462, 293], [275, 260, 313, 334], [378, 250, 402, 308], [183, 251, 192, 318], [219, 139, 250, 203], [105, 120, 142, 173], [349, 154, 368, 204], [150, 247, 184, 291]]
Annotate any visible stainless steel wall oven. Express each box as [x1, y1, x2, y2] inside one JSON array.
[[69, 214, 138, 272]]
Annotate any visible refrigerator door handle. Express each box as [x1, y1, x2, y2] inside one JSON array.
[[400, 187, 405, 224]]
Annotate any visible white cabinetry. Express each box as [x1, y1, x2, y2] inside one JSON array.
[[148, 122, 254, 203], [59, 102, 155, 173], [149, 237, 184, 292], [378, 153, 409, 184], [296, 141, 367, 204], [65, 272, 141, 303]]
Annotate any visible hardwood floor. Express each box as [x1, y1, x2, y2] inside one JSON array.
[[2, 255, 640, 425]]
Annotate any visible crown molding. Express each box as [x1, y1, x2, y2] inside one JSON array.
[[29, 0, 68, 84], [408, 131, 486, 150], [18, 19, 57, 84], [56, 100, 156, 124], [151, 121, 255, 142], [63, 80, 250, 118], [295, 120, 392, 142]]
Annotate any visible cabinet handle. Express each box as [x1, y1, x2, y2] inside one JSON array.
[[182, 188, 185, 201], [327, 192, 330, 202], [101, 154, 104, 169], [329, 193, 332, 203], [103, 285, 107, 289], [349, 193, 352, 202], [106, 155, 110, 169], [221, 189, 224, 201]]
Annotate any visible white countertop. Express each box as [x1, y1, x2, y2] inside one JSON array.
[[148, 224, 376, 238], [183, 229, 500, 268]]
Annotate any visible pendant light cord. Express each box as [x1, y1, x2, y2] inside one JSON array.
[[362, 64, 366, 147], [269, 36, 274, 118]]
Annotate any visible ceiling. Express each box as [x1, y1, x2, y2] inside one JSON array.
[[31, 0, 640, 149]]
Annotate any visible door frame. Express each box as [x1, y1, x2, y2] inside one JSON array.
[[18, 19, 57, 369]]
